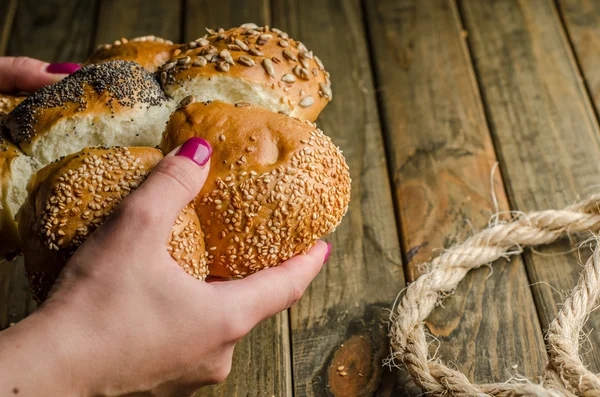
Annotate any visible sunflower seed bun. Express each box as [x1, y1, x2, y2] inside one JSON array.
[[18, 146, 207, 302], [160, 101, 350, 278], [0, 94, 25, 116], [84, 36, 181, 72], [158, 24, 332, 122], [0, 133, 41, 261], [3, 61, 173, 165]]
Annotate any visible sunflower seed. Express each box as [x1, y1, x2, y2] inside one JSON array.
[[220, 49, 235, 65], [188, 41, 199, 49], [319, 83, 332, 99], [272, 56, 281, 64], [216, 62, 230, 72], [193, 57, 207, 67], [281, 73, 296, 83], [299, 96, 314, 107], [248, 47, 264, 57], [234, 39, 249, 51], [235, 102, 251, 107], [262, 58, 275, 77], [177, 56, 191, 65], [204, 54, 214, 61], [282, 49, 297, 61], [314, 56, 325, 70], [241, 23, 259, 29], [162, 61, 176, 71], [278, 109, 290, 115], [300, 90, 305, 96], [178, 95, 195, 109], [294, 65, 309, 80], [228, 44, 242, 51], [299, 50, 313, 59], [238, 55, 255, 66], [279, 31, 289, 39], [195, 38, 210, 46], [279, 39, 289, 47], [297, 42, 308, 52], [211, 54, 221, 62], [300, 57, 309, 69], [206, 28, 216, 35]]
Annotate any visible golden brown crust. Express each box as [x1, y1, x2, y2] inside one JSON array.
[[160, 101, 350, 278], [0, 94, 25, 116], [159, 25, 332, 121], [85, 36, 181, 72], [18, 147, 207, 302]]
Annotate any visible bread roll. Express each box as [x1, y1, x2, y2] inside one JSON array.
[[18, 147, 207, 302], [158, 24, 332, 121], [85, 36, 181, 72], [0, 133, 41, 261], [4, 61, 173, 165], [160, 101, 350, 278]]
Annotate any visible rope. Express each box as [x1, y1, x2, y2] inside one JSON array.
[[389, 194, 600, 396]]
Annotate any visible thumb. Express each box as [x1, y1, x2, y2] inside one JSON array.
[[0, 57, 80, 93], [125, 138, 212, 230], [216, 240, 330, 330]]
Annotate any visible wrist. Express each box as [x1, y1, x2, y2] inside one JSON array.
[[0, 307, 91, 396]]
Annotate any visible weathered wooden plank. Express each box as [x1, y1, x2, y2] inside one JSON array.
[[272, 0, 408, 395], [558, 0, 600, 115], [94, 0, 182, 45], [0, 0, 18, 56], [364, 0, 548, 386], [185, 0, 270, 39], [184, 3, 292, 396], [0, 0, 98, 331], [7, 0, 98, 63], [460, 0, 600, 372]]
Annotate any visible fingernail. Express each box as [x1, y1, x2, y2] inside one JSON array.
[[176, 137, 212, 166], [324, 243, 332, 263], [46, 63, 81, 74]]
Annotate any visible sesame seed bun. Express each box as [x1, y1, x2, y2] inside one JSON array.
[[3, 61, 173, 165], [84, 36, 181, 72], [0, 132, 41, 261], [158, 24, 332, 122], [160, 101, 350, 278], [18, 146, 207, 302]]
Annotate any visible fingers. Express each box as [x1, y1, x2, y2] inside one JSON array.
[[123, 138, 212, 232], [216, 241, 331, 332], [0, 57, 80, 93]]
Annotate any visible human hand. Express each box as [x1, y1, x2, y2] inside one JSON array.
[[0, 57, 80, 94], [0, 138, 330, 396]]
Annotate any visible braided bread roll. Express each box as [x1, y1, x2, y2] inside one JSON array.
[[17, 147, 207, 302], [161, 100, 350, 278]]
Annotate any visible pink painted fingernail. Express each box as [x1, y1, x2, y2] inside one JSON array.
[[176, 137, 212, 166], [324, 243, 332, 263], [46, 63, 81, 74]]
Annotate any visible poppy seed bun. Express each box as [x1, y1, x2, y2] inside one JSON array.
[[84, 36, 181, 72], [18, 146, 207, 302], [160, 101, 350, 278], [158, 24, 332, 122], [4, 61, 173, 165], [0, 133, 41, 261]]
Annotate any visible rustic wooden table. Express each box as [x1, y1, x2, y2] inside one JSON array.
[[3, 0, 600, 395]]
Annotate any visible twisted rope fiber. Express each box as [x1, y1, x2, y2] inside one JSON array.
[[389, 194, 600, 396]]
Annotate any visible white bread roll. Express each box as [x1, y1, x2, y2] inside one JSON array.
[[18, 146, 207, 302], [160, 101, 350, 278], [4, 61, 173, 165], [0, 133, 41, 261], [158, 24, 332, 121], [84, 36, 182, 72]]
